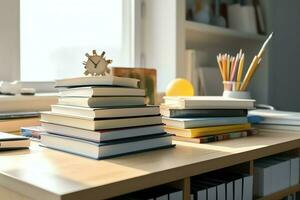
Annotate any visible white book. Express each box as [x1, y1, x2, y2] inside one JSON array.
[[196, 189, 206, 200], [58, 96, 145, 108], [55, 76, 139, 88], [162, 116, 248, 129], [267, 159, 290, 193], [272, 156, 300, 186], [51, 105, 160, 119], [234, 178, 243, 200], [254, 124, 300, 131], [0, 132, 30, 150], [163, 96, 255, 109], [250, 109, 300, 126], [242, 175, 253, 200], [41, 112, 162, 130], [207, 186, 217, 200], [59, 87, 145, 97], [40, 133, 173, 159], [254, 162, 272, 196], [217, 183, 226, 200], [290, 157, 300, 186], [226, 181, 234, 200], [156, 194, 168, 200], [168, 189, 183, 200], [42, 122, 164, 142]]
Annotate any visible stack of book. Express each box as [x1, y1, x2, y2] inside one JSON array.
[[250, 109, 300, 131], [160, 96, 256, 143], [40, 76, 173, 159]]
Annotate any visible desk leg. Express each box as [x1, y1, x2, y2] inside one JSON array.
[[168, 177, 191, 200]]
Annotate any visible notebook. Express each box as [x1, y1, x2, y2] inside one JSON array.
[[0, 132, 30, 150], [55, 76, 139, 88], [163, 96, 255, 109]]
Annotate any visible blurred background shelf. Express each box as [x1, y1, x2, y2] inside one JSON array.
[[186, 20, 266, 48]]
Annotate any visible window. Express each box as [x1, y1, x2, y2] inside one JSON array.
[[20, 0, 133, 81]]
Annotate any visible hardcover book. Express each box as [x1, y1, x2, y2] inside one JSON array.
[[40, 133, 173, 159], [55, 76, 139, 88]]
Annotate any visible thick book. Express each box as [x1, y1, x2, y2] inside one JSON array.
[[40, 133, 173, 159], [164, 123, 251, 138], [163, 96, 255, 109], [59, 87, 145, 97], [41, 112, 162, 130], [160, 106, 248, 118], [51, 105, 160, 119], [0, 132, 30, 150], [58, 96, 145, 107], [162, 116, 248, 129], [42, 122, 164, 142], [55, 76, 139, 88], [249, 109, 300, 126], [173, 129, 256, 143]]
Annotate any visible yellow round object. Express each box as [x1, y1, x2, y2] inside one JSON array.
[[166, 79, 194, 96]]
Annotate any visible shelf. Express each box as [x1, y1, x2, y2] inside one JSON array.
[[256, 184, 300, 200], [185, 21, 266, 48]]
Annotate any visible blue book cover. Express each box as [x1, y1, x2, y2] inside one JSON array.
[[162, 117, 248, 128]]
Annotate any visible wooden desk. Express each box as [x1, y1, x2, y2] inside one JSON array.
[[1, 130, 300, 200]]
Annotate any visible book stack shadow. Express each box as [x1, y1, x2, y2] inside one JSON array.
[[160, 96, 257, 143], [40, 76, 173, 159]]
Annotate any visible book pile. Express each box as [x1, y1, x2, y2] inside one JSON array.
[[250, 109, 300, 132], [40, 76, 173, 159], [160, 96, 256, 143]]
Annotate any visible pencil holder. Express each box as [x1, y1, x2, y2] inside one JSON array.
[[222, 81, 251, 99], [223, 81, 240, 91]]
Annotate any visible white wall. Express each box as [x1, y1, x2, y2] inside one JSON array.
[[0, 0, 20, 81]]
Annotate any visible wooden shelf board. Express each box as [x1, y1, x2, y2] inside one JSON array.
[[256, 184, 300, 200], [1, 130, 300, 200], [186, 21, 266, 48]]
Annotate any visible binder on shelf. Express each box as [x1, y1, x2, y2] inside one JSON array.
[[242, 175, 253, 200]]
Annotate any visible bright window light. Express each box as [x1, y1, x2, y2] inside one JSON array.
[[20, 0, 130, 81]]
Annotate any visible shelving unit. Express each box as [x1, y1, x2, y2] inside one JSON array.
[[1, 130, 300, 200], [143, 0, 269, 103], [186, 20, 266, 48]]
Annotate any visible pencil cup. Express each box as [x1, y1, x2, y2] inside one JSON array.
[[222, 81, 251, 99]]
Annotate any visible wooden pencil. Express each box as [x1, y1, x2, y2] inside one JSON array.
[[230, 53, 239, 81], [236, 53, 245, 90], [240, 56, 260, 91], [217, 55, 225, 81], [226, 55, 230, 81]]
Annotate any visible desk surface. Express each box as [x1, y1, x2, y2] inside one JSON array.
[[1, 130, 300, 200]]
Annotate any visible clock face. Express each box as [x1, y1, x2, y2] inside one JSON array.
[[83, 50, 112, 76]]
